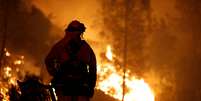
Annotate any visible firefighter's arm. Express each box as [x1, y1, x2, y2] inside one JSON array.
[[45, 46, 59, 76], [88, 50, 97, 97]]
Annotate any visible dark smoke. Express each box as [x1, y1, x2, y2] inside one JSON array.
[[0, 0, 62, 78]]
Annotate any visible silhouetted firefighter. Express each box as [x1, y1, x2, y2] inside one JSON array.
[[45, 20, 97, 101]]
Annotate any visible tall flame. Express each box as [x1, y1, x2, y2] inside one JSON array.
[[97, 45, 155, 101], [106, 45, 113, 61]]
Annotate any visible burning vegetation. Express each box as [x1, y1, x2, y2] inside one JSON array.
[[0, 49, 53, 101], [96, 45, 154, 101], [0, 46, 155, 101], [0, 48, 24, 101]]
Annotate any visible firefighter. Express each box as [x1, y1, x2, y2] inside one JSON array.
[[45, 20, 97, 101]]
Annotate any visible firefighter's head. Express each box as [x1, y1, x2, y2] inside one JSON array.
[[65, 20, 86, 39]]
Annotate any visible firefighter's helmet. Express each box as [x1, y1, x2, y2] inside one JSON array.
[[65, 20, 86, 33]]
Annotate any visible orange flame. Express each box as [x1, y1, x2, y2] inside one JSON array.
[[14, 60, 23, 65], [97, 45, 155, 101], [0, 87, 9, 101], [4, 66, 12, 78], [0, 49, 24, 100], [106, 45, 113, 61]]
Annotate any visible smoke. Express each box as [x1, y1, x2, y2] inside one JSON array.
[[0, 0, 62, 82], [173, 0, 201, 100], [143, 0, 201, 100], [145, 0, 201, 100], [143, 18, 178, 101]]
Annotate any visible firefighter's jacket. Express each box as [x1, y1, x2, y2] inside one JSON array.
[[45, 36, 97, 96]]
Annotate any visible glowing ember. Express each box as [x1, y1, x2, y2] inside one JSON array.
[[97, 45, 155, 101]]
